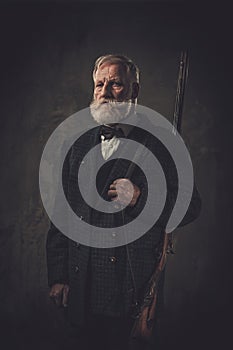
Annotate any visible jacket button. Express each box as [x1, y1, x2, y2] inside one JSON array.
[[75, 266, 79, 273], [109, 256, 117, 263]]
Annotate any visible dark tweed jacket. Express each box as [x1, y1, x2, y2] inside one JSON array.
[[46, 117, 201, 326]]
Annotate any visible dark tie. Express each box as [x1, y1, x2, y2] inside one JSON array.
[[100, 125, 125, 140]]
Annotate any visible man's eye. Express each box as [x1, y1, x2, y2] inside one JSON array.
[[96, 83, 103, 88]]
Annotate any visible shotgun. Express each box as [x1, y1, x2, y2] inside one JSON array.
[[129, 50, 189, 345]]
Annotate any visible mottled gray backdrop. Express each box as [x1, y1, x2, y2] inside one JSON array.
[[0, 1, 232, 349]]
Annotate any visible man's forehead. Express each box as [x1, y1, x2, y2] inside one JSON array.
[[95, 62, 127, 80]]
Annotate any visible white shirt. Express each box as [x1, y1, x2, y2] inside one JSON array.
[[100, 124, 133, 160], [101, 135, 120, 160]]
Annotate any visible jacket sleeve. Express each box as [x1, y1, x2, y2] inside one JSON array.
[[46, 223, 69, 287], [178, 182, 202, 227], [46, 147, 71, 287], [124, 134, 202, 229]]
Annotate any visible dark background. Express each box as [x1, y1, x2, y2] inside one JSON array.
[[0, 1, 232, 349]]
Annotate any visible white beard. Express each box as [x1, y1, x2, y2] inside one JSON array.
[[90, 100, 133, 125]]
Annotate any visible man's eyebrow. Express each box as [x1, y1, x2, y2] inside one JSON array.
[[95, 77, 122, 83], [110, 77, 122, 81]]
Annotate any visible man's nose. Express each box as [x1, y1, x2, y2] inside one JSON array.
[[101, 82, 112, 98]]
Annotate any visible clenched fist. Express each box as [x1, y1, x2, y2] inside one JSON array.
[[108, 178, 141, 207], [49, 283, 69, 307]]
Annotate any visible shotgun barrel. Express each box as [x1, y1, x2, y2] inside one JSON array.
[[172, 50, 189, 135]]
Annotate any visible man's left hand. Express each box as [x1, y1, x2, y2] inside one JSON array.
[[108, 178, 141, 207]]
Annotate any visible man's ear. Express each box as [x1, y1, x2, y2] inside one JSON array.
[[131, 82, 140, 100]]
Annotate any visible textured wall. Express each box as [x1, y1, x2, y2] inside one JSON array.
[[0, 2, 232, 349]]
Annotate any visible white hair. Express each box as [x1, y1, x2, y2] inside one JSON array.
[[92, 54, 140, 83]]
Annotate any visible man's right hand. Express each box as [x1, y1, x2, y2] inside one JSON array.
[[49, 283, 69, 307]]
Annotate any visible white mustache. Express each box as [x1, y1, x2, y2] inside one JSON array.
[[90, 100, 133, 124], [91, 100, 129, 106]]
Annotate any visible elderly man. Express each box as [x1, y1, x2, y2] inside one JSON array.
[[46, 54, 201, 350]]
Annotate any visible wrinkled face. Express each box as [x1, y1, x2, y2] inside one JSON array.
[[91, 62, 137, 124], [93, 62, 132, 102]]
